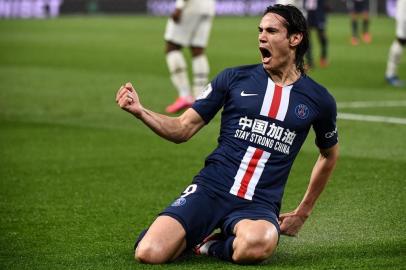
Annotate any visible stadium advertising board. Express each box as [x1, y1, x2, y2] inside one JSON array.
[[0, 0, 63, 18], [0, 0, 389, 18]]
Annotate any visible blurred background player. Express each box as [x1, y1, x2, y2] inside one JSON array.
[[276, 0, 306, 15], [346, 0, 371, 45], [164, 0, 216, 113], [305, 0, 329, 68], [385, 0, 406, 87]]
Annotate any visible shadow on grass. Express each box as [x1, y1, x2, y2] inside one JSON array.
[[126, 240, 404, 269]]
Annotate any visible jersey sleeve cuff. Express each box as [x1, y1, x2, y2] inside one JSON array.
[[315, 139, 338, 150], [190, 107, 210, 125]]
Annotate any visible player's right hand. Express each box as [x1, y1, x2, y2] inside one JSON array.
[[116, 82, 143, 118]]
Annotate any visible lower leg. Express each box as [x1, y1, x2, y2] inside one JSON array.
[[361, 12, 371, 43], [318, 29, 328, 62], [386, 39, 404, 78], [190, 47, 209, 98], [205, 235, 236, 261], [362, 12, 369, 34], [196, 220, 279, 264], [166, 48, 191, 98], [165, 43, 194, 113], [351, 14, 358, 38], [306, 32, 314, 67], [350, 18, 359, 45]]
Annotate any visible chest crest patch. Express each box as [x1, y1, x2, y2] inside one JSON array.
[[295, 104, 309, 119]]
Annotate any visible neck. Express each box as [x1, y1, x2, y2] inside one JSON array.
[[266, 64, 301, 86]]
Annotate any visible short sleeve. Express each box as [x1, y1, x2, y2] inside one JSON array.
[[312, 94, 338, 149], [192, 68, 233, 124]]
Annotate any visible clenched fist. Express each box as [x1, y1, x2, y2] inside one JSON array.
[[115, 82, 143, 118]]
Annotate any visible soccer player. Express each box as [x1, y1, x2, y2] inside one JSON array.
[[347, 0, 371, 45], [116, 4, 339, 264], [305, 0, 329, 68], [276, 0, 306, 15], [385, 0, 406, 87], [164, 0, 216, 113]]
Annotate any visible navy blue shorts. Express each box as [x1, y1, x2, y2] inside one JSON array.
[[160, 183, 280, 249], [307, 10, 326, 30], [347, 0, 369, 13]]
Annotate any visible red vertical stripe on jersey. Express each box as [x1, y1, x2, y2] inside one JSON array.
[[237, 148, 264, 198], [268, 84, 282, 118]]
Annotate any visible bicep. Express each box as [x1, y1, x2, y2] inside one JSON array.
[[178, 108, 206, 139]]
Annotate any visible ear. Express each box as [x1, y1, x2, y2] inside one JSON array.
[[289, 33, 303, 47]]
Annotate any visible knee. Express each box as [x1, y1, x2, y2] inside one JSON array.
[[190, 47, 204, 57], [397, 38, 406, 46], [232, 223, 278, 264], [165, 41, 182, 53], [135, 242, 168, 264], [233, 234, 276, 263]]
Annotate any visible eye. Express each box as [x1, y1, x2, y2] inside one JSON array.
[[258, 27, 263, 33], [266, 27, 276, 33]]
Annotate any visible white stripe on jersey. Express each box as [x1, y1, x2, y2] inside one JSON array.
[[260, 78, 276, 116], [244, 151, 270, 200], [276, 84, 293, 121], [229, 146, 270, 200], [260, 78, 293, 121]]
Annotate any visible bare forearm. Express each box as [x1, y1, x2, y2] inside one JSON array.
[[116, 83, 204, 143], [134, 108, 203, 144], [135, 108, 185, 143], [297, 145, 339, 217]]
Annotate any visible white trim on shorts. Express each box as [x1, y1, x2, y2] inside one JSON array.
[[396, 0, 406, 39], [164, 13, 213, 47]]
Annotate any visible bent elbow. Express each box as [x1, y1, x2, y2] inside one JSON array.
[[171, 134, 190, 144], [173, 139, 187, 144]]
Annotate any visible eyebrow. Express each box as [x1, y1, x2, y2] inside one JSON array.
[[258, 26, 278, 32]]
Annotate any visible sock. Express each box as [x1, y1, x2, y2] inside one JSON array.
[[166, 50, 191, 98], [192, 54, 209, 98], [386, 40, 404, 78], [208, 235, 235, 262], [306, 34, 313, 66], [362, 19, 369, 33], [134, 229, 148, 251], [319, 32, 328, 59], [351, 20, 358, 37]]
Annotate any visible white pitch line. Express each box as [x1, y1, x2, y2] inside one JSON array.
[[338, 113, 406, 125], [337, 100, 406, 109]]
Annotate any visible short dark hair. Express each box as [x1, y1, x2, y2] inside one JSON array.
[[264, 4, 309, 73]]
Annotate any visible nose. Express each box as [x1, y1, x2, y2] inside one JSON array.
[[258, 32, 266, 43]]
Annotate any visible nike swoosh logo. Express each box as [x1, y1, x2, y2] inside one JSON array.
[[241, 91, 258, 97]]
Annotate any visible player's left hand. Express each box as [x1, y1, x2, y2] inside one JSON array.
[[278, 211, 307, 237]]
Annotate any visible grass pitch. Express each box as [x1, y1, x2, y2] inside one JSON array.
[[0, 15, 405, 269]]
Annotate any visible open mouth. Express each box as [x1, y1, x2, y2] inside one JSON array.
[[259, 47, 271, 63]]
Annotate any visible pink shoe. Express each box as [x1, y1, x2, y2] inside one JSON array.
[[362, 32, 372, 44], [319, 58, 328, 68], [165, 96, 194, 113], [350, 37, 359, 46], [193, 233, 223, 255]]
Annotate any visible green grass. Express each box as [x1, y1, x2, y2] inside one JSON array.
[[1, 15, 406, 269]]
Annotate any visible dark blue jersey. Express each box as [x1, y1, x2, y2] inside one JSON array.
[[192, 64, 338, 215]]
